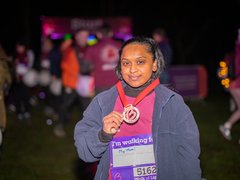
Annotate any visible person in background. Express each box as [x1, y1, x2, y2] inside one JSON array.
[[74, 37, 202, 179], [84, 23, 122, 94], [13, 40, 35, 122], [219, 28, 240, 143], [54, 29, 92, 137], [39, 37, 54, 115], [152, 27, 173, 84], [0, 44, 12, 146], [47, 38, 62, 117]]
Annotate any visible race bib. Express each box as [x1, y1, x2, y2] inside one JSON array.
[[110, 134, 156, 180]]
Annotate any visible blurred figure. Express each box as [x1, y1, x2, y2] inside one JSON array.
[[152, 27, 173, 84], [0, 44, 12, 146], [13, 40, 35, 122], [219, 29, 240, 142], [54, 29, 92, 137], [60, 33, 73, 52], [39, 37, 61, 119], [47, 38, 62, 117], [39, 36, 52, 94], [85, 23, 122, 94]]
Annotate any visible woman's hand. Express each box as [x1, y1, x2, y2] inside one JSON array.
[[103, 111, 123, 135]]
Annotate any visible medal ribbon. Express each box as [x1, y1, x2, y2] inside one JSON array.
[[116, 78, 160, 107]]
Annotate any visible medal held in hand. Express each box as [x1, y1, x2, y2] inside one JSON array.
[[122, 104, 140, 124], [116, 78, 160, 124]]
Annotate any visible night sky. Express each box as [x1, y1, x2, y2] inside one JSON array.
[[1, 0, 240, 94]]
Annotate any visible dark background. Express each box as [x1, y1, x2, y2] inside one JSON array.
[[1, 0, 240, 95]]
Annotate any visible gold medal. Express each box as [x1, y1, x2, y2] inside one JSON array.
[[122, 104, 140, 124]]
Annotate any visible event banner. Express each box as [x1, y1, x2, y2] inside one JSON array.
[[41, 16, 132, 40]]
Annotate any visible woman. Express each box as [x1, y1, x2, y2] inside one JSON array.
[[74, 37, 202, 180]]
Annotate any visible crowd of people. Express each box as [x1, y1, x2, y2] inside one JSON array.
[[0, 23, 207, 179], [2, 17, 240, 179], [0, 23, 130, 140], [0, 25, 175, 138]]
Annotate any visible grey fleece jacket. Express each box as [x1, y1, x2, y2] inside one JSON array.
[[74, 82, 202, 180]]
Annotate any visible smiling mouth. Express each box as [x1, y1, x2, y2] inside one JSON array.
[[129, 76, 140, 81]]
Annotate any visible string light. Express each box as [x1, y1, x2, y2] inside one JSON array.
[[217, 60, 231, 89]]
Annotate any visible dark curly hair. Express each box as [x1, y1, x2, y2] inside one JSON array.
[[115, 36, 165, 80]]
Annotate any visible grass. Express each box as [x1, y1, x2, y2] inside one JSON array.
[[0, 101, 95, 180], [187, 93, 240, 180], [1, 92, 240, 180]]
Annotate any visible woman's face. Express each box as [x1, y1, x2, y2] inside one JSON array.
[[120, 43, 157, 88], [16, 45, 25, 54], [75, 30, 89, 47]]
